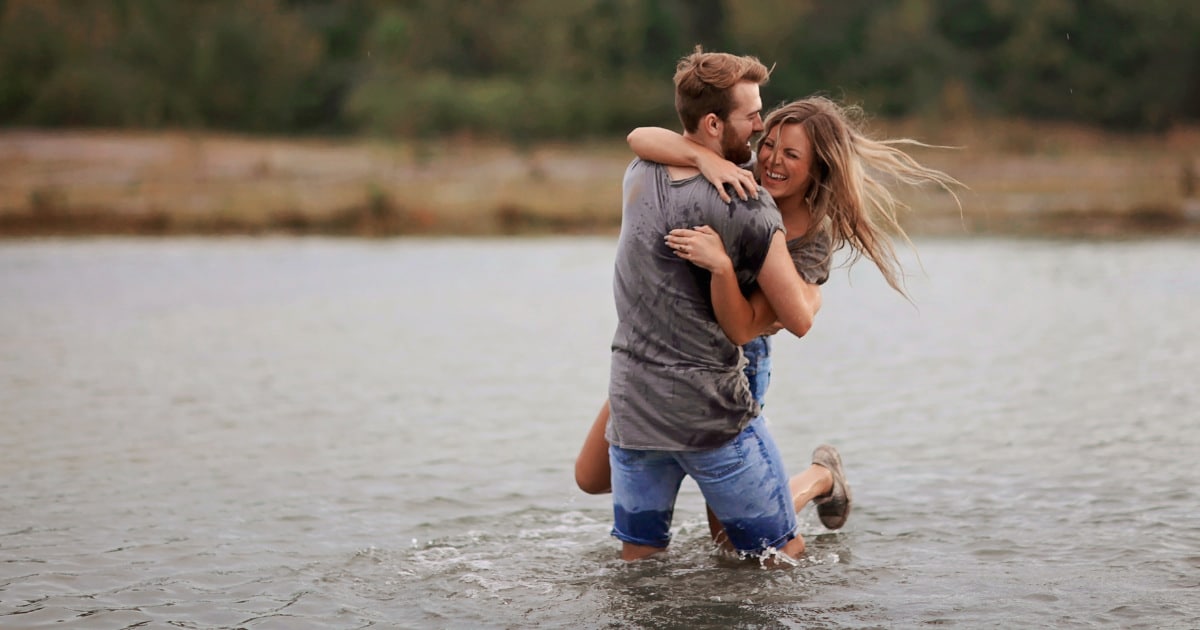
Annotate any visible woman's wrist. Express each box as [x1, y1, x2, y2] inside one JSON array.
[[709, 259, 736, 278]]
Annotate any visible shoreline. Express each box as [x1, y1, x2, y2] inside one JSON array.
[[4, 204, 1200, 240], [3, 127, 1198, 239]]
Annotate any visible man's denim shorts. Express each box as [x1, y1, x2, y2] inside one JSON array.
[[609, 416, 797, 555]]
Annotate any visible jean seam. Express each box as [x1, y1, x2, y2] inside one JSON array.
[[752, 421, 793, 524]]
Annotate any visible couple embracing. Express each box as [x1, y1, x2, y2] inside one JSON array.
[[575, 47, 961, 564]]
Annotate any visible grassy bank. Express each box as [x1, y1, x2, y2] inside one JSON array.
[[2, 122, 1198, 238]]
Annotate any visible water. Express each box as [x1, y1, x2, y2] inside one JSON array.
[[2, 236, 1198, 629]]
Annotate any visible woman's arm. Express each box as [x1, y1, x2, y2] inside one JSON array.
[[756, 231, 823, 339], [627, 127, 758, 202], [665, 226, 783, 345]]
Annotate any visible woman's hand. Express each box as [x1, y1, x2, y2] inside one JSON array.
[[665, 225, 733, 275], [696, 152, 758, 203]]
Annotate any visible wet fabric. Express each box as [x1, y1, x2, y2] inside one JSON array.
[[787, 223, 833, 285], [608, 416, 797, 554], [607, 159, 783, 452]]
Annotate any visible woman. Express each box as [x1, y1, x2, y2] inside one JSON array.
[[577, 96, 962, 553]]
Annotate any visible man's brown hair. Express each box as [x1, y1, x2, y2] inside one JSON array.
[[673, 46, 771, 133]]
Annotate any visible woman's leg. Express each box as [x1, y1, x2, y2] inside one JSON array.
[[789, 464, 833, 512], [574, 399, 613, 494], [792, 445, 852, 530]]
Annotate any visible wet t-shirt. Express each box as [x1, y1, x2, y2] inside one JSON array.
[[606, 159, 784, 451], [788, 222, 832, 285]]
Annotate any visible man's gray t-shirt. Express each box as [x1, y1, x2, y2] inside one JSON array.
[[606, 158, 784, 451]]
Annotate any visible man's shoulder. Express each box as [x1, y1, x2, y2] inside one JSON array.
[[623, 158, 663, 191], [727, 192, 780, 223], [632, 157, 703, 184], [625, 157, 656, 176], [710, 193, 782, 258]]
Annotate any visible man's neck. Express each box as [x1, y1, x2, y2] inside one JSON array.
[[665, 132, 721, 182], [681, 132, 721, 156]]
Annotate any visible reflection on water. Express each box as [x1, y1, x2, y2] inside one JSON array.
[[2, 237, 1198, 628]]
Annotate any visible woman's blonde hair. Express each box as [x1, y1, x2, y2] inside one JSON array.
[[758, 96, 963, 296]]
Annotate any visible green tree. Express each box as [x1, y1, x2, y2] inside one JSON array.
[[1, 0, 1197, 135]]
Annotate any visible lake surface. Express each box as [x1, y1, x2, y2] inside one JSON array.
[[2, 236, 1198, 629]]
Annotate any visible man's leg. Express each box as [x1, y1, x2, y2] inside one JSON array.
[[707, 445, 850, 551], [685, 417, 802, 561], [622, 541, 665, 561], [704, 503, 806, 559], [609, 444, 685, 561], [574, 400, 613, 494]]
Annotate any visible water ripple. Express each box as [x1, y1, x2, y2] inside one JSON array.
[[3, 237, 1199, 628]]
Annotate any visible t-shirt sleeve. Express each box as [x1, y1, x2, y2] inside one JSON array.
[[710, 195, 783, 291], [788, 226, 833, 285]]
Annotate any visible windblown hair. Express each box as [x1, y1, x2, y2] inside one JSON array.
[[673, 46, 770, 133], [757, 96, 963, 296]]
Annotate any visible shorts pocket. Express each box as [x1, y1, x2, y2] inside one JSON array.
[[683, 433, 747, 481], [609, 444, 648, 469]]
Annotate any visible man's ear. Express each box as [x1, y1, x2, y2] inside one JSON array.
[[701, 113, 722, 137]]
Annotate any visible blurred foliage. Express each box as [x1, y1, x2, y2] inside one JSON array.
[[0, 0, 1197, 137]]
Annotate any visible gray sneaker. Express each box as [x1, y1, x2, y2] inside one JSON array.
[[811, 444, 852, 530]]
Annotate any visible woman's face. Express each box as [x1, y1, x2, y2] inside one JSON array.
[[757, 122, 814, 206]]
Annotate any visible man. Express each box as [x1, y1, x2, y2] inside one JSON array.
[[606, 48, 832, 562]]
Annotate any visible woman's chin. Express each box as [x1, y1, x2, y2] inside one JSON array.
[[761, 182, 787, 199], [764, 188, 801, 208]]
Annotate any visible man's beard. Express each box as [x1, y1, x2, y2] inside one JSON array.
[[720, 124, 753, 165]]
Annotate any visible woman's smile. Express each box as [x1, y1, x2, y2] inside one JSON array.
[[758, 123, 813, 205]]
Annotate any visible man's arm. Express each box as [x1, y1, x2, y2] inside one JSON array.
[[756, 231, 822, 338]]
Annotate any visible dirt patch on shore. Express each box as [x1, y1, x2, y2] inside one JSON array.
[[2, 126, 1198, 238]]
